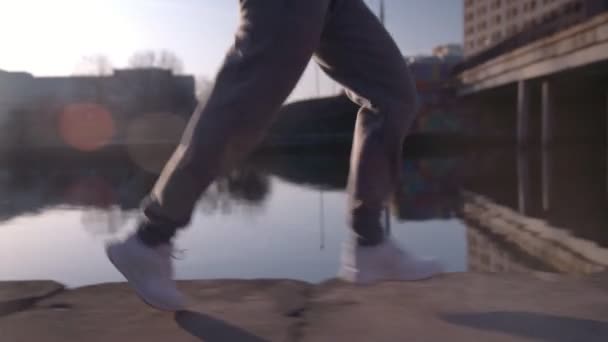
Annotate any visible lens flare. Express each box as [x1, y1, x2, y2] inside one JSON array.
[[58, 103, 115, 151]]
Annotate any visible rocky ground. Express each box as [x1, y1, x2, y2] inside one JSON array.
[[1, 272, 608, 341]]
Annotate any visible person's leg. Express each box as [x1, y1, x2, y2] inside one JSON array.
[[315, 0, 417, 246], [314, 0, 442, 282], [107, 0, 331, 310], [139, 0, 331, 244]]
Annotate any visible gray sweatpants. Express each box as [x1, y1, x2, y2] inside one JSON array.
[[139, 0, 419, 246]]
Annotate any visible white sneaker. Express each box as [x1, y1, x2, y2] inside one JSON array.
[[338, 238, 443, 284], [105, 234, 186, 311]]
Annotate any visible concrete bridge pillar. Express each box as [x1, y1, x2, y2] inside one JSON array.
[[517, 150, 531, 215], [517, 80, 530, 146], [606, 90, 608, 199], [541, 81, 554, 146], [541, 80, 555, 210], [542, 148, 552, 211]]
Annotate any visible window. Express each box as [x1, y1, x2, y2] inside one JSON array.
[[506, 24, 518, 35], [477, 34, 489, 46], [550, 9, 558, 19], [506, 6, 519, 18], [524, 1, 536, 12], [563, 1, 583, 14]]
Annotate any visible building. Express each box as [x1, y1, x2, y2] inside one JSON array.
[[432, 44, 465, 59], [0, 68, 196, 152], [463, 0, 602, 57], [406, 44, 464, 101], [0, 68, 195, 115]]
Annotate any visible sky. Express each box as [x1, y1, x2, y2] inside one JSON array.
[[0, 0, 462, 100]]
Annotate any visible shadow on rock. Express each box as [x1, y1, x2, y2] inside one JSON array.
[[441, 311, 608, 341], [175, 310, 270, 342]]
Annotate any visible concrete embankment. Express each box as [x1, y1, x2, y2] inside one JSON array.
[[2, 273, 608, 341]]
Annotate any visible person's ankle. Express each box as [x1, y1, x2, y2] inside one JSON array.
[[136, 220, 174, 247], [356, 233, 385, 247]]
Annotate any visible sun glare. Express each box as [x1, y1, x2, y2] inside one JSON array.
[[0, 0, 138, 76]]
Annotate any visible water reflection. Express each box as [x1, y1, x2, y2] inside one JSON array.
[[0, 163, 271, 223], [1, 146, 607, 286], [196, 167, 271, 216], [392, 158, 463, 221], [463, 147, 608, 248], [463, 146, 608, 274], [0, 153, 464, 224]]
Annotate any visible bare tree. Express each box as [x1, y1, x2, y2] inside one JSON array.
[[73, 54, 114, 102], [127, 51, 156, 69], [74, 54, 113, 76], [128, 49, 184, 74], [157, 50, 184, 73]]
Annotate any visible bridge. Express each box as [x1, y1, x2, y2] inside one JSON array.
[[456, 9, 608, 270], [457, 10, 608, 146]]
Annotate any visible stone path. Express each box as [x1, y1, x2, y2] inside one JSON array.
[[1, 273, 608, 341]]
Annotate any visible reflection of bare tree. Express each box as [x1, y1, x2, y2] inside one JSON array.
[[80, 206, 134, 237], [0, 160, 272, 230], [197, 168, 271, 215], [0, 164, 150, 223], [227, 169, 270, 203]]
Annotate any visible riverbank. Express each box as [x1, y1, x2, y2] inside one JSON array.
[[2, 272, 607, 341]]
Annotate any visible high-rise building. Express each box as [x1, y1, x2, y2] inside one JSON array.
[[463, 0, 594, 57]]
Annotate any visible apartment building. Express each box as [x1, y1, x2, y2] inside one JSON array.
[[464, 0, 592, 56]]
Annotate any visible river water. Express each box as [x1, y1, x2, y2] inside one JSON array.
[[1, 146, 606, 287]]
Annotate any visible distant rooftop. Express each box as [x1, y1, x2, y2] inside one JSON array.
[[406, 44, 464, 65]]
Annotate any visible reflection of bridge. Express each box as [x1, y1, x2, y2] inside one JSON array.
[[462, 192, 607, 274], [466, 220, 554, 273], [460, 147, 608, 275]]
